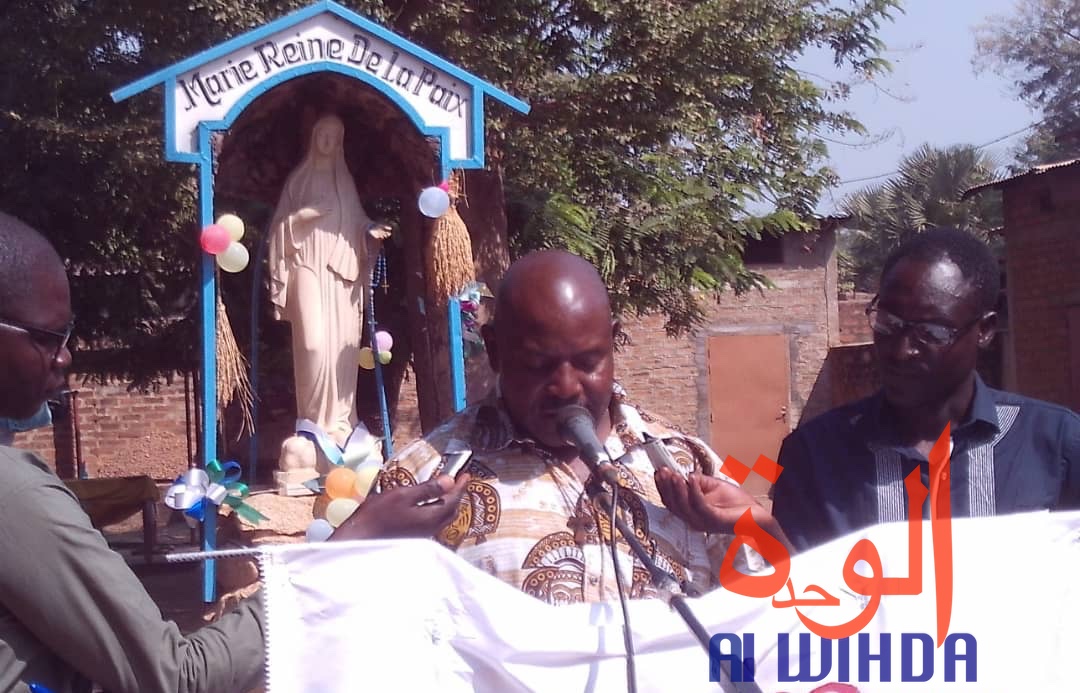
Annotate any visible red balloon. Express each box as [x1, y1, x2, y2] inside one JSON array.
[[199, 224, 230, 255]]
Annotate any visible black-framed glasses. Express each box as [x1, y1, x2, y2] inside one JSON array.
[[0, 317, 75, 363], [865, 297, 986, 348]]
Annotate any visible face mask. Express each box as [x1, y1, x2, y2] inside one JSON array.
[[0, 402, 54, 439]]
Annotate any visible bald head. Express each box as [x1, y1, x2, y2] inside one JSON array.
[[0, 212, 63, 320], [494, 250, 612, 330], [483, 250, 618, 448]]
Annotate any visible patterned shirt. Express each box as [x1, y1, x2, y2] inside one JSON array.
[[772, 375, 1080, 552], [379, 389, 751, 605]]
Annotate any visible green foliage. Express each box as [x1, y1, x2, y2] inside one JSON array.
[[975, 0, 1080, 163], [0, 0, 901, 377], [839, 144, 1003, 291]]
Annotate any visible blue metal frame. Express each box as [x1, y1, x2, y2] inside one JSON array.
[[196, 125, 217, 602], [110, 0, 528, 603], [448, 298, 466, 413], [365, 283, 395, 456]]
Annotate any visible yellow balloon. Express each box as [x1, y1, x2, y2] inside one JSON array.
[[359, 347, 375, 370], [325, 466, 358, 500], [377, 350, 392, 365], [216, 213, 245, 242], [353, 466, 380, 500], [325, 498, 360, 528]]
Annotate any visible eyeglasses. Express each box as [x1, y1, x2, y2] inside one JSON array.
[[865, 298, 985, 349], [0, 317, 75, 363]]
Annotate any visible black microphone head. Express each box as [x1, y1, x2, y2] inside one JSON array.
[[555, 404, 593, 426], [554, 404, 594, 445]]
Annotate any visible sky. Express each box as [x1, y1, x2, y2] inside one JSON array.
[[805, 0, 1039, 214]]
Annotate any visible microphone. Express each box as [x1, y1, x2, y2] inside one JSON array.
[[554, 405, 621, 488]]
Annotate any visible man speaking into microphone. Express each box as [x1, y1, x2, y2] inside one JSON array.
[[381, 249, 776, 604]]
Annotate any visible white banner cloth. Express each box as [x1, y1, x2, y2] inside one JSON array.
[[260, 511, 1080, 692]]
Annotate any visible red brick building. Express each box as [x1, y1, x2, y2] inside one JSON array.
[[965, 159, 1080, 411]]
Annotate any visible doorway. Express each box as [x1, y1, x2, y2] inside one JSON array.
[[706, 333, 791, 504]]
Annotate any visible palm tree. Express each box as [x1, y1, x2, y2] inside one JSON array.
[[839, 144, 1003, 291]]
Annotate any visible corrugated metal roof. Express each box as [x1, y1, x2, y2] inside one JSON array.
[[961, 158, 1080, 199]]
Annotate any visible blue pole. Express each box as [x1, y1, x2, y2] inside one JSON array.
[[448, 297, 466, 412], [365, 283, 394, 457], [198, 127, 217, 604]]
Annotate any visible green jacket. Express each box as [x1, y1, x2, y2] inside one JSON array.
[[0, 446, 265, 692]]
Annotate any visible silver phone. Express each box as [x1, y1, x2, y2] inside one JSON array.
[[642, 434, 688, 479], [416, 444, 472, 506]]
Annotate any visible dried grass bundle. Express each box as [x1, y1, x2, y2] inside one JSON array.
[[216, 294, 254, 436], [424, 171, 475, 307]]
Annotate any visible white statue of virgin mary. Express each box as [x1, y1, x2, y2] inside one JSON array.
[[268, 114, 389, 450]]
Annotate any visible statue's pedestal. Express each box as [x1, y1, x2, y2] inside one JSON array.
[[274, 467, 319, 496]]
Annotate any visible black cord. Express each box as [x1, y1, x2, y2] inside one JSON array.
[[607, 483, 637, 693]]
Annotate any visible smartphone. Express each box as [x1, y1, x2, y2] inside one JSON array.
[[416, 443, 472, 506], [642, 434, 688, 479], [441, 449, 473, 480]]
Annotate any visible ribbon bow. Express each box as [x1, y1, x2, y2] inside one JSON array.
[[456, 282, 491, 357], [165, 460, 267, 526]]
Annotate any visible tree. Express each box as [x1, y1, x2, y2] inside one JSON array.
[[975, 0, 1080, 164], [0, 0, 902, 372], [839, 144, 1003, 291]]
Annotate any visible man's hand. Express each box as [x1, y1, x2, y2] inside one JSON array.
[[654, 468, 789, 547], [330, 474, 470, 542]]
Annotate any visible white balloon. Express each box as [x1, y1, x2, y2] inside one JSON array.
[[216, 241, 250, 273], [216, 213, 245, 242], [418, 186, 451, 218], [305, 518, 334, 542]]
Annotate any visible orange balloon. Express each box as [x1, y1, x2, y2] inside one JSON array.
[[325, 466, 358, 500]]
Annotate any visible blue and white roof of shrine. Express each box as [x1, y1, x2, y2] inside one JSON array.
[[112, 0, 530, 173]]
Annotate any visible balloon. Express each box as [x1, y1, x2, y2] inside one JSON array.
[[325, 498, 360, 528], [325, 466, 358, 500], [418, 186, 451, 218], [216, 241, 250, 272], [437, 180, 450, 191], [359, 347, 375, 370], [305, 518, 334, 542], [374, 330, 394, 352], [216, 213, 245, 242], [353, 466, 380, 500], [199, 224, 230, 255], [377, 350, 392, 365]]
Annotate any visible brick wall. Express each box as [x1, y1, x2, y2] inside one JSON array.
[[828, 343, 880, 406], [837, 292, 874, 345], [14, 374, 193, 480], [1001, 164, 1080, 408]]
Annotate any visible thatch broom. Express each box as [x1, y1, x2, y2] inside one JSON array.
[[423, 170, 475, 308], [216, 292, 255, 437]]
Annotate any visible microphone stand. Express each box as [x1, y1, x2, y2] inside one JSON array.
[[583, 470, 763, 693]]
